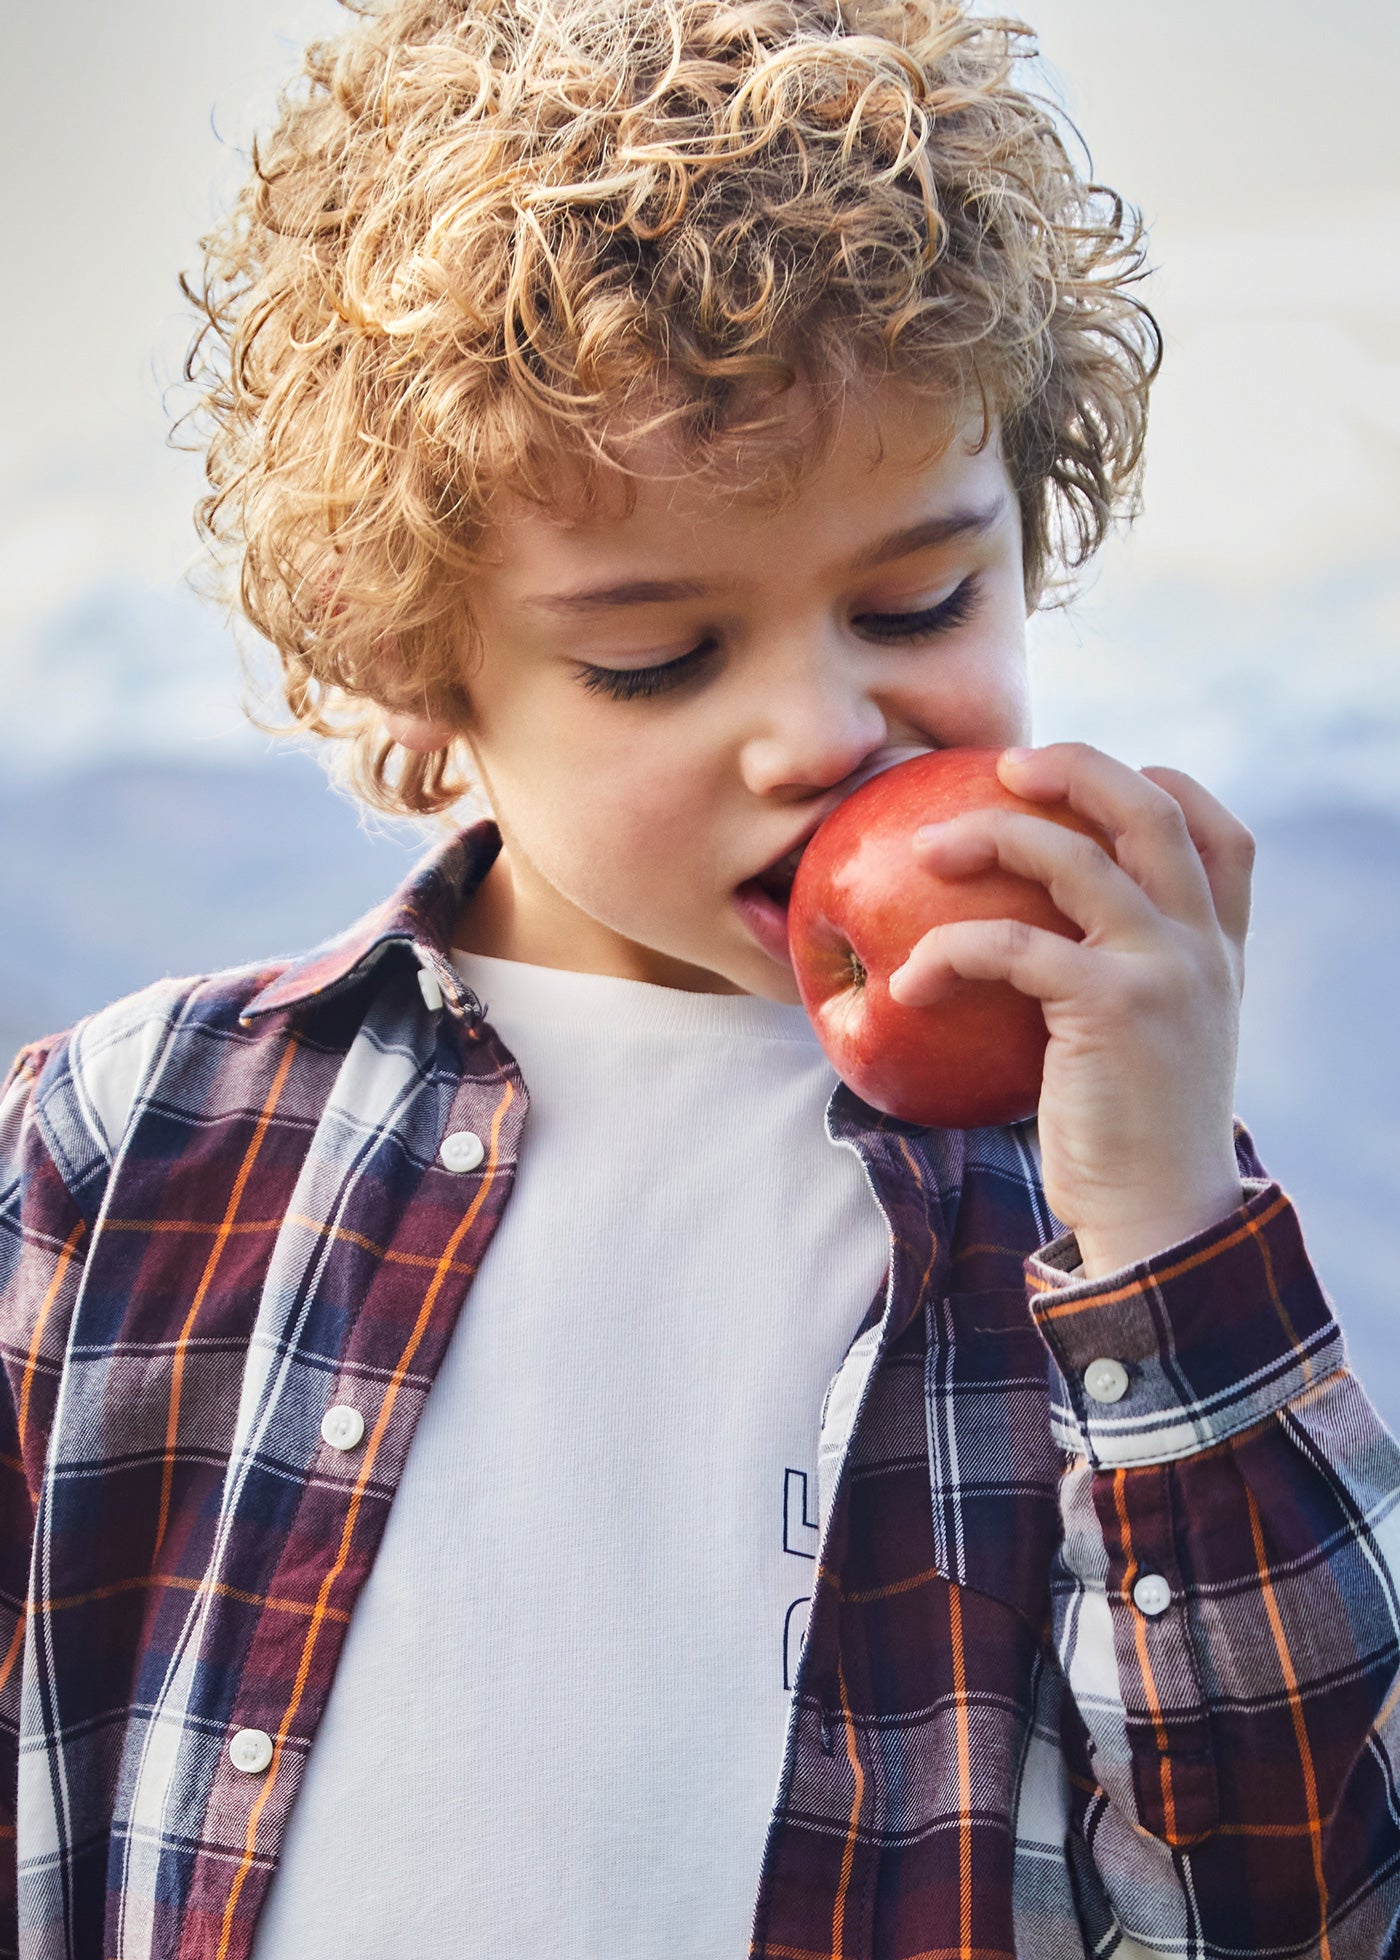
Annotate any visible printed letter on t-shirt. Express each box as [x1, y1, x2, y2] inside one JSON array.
[[782, 1467, 818, 1690]]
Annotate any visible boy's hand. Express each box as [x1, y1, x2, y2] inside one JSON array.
[[888, 743, 1253, 1279]]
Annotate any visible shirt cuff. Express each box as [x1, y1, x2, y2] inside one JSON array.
[[1024, 1179, 1346, 1467]]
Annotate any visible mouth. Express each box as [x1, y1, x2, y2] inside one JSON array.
[[739, 747, 937, 903], [732, 820, 827, 967], [746, 837, 810, 907], [732, 746, 936, 965], [736, 815, 825, 916]]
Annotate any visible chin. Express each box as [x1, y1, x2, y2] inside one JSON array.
[[714, 948, 803, 1005], [742, 967, 804, 1005]]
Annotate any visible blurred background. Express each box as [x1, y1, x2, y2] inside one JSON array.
[[3, 2, 1397, 1411]]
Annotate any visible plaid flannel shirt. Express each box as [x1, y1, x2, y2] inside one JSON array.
[[4, 820, 1400, 1960]]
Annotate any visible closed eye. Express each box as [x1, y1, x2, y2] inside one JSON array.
[[573, 575, 982, 703], [852, 574, 982, 642], [575, 638, 720, 702]]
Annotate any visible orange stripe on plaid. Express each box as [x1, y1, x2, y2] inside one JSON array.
[[845, 1561, 945, 1605], [0, 1608, 26, 1704], [1112, 1468, 1178, 1845], [830, 1650, 864, 1960], [215, 1075, 517, 1960], [757, 1948, 1014, 1960], [151, 1036, 299, 1565], [1064, 1772, 1333, 1847], [1244, 1207, 1304, 1374], [102, 1212, 480, 1276], [42, 1571, 349, 1622], [102, 1217, 288, 1237], [17, 1218, 85, 1463], [949, 1584, 973, 1960], [1029, 1190, 1292, 1318], [1246, 1483, 1332, 1960], [284, 1214, 483, 1273], [1213, 1812, 1340, 1838], [904, 1950, 1015, 1960], [895, 1136, 941, 1298]]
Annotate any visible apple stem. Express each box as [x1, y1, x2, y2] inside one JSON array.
[[848, 949, 867, 990]]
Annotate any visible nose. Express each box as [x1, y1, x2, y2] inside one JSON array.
[[738, 649, 890, 801]]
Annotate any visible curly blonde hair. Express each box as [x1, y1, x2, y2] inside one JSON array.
[[183, 0, 1159, 816]]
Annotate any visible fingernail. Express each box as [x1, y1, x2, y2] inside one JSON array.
[[1000, 746, 1034, 765], [915, 822, 952, 845]]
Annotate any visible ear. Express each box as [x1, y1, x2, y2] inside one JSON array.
[[383, 710, 460, 754]]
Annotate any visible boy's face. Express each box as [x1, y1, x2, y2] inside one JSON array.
[[438, 378, 1032, 1002]]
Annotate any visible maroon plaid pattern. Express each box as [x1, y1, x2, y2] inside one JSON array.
[[2, 821, 1399, 1959]]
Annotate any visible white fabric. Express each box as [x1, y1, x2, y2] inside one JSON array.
[[253, 952, 890, 1960]]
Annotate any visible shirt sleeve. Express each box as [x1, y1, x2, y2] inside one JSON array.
[[1024, 1129, 1400, 1954], [0, 1041, 93, 1957]]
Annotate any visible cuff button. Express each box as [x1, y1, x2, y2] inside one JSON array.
[[439, 1130, 485, 1174], [1084, 1357, 1130, 1404]]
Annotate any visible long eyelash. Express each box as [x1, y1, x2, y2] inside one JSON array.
[[576, 576, 980, 702], [576, 639, 718, 701], [856, 575, 982, 643]]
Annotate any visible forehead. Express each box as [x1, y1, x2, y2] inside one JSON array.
[[480, 380, 1002, 581]]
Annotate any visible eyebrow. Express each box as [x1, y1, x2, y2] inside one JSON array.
[[526, 576, 713, 616], [847, 497, 1008, 574], [523, 496, 1008, 616]]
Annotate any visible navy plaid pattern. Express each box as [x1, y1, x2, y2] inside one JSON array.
[[3, 821, 1399, 1959]]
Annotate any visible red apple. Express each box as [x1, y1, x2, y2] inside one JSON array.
[[787, 748, 1111, 1128]]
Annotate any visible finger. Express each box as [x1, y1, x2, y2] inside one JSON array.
[[997, 744, 1217, 929], [1138, 766, 1254, 949], [888, 914, 1092, 1007], [912, 808, 1155, 944]]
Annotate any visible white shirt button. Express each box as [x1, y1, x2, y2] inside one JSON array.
[[1133, 1573, 1172, 1617], [439, 1130, 485, 1174], [320, 1404, 365, 1452], [1084, 1357, 1130, 1404], [417, 965, 444, 1012], [229, 1727, 274, 1775]]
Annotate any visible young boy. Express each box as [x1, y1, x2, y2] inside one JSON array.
[[4, 0, 1399, 1955]]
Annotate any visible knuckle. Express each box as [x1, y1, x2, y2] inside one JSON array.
[[1142, 794, 1189, 842], [996, 916, 1036, 959], [1228, 822, 1257, 868], [1110, 958, 1177, 1018], [1143, 762, 1194, 791], [1065, 827, 1113, 875]]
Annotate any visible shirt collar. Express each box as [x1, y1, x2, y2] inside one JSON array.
[[240, 818, 503, 1023], [238, 811, 953, 1344]]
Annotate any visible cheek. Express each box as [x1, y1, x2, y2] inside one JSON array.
[[910, 633, 1029, 744], [499, 722, 718, 893]]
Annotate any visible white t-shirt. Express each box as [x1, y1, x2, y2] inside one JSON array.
[[253, 954, 890, 1959]]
